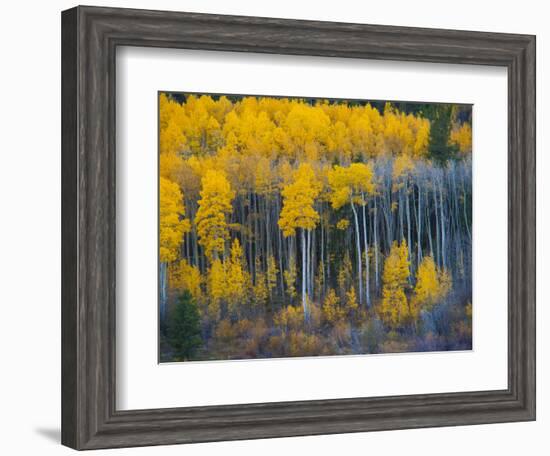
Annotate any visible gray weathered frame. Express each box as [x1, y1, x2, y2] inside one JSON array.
[[61, 5, 536, 450]]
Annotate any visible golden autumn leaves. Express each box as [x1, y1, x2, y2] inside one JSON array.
[[195, 170, 235, 260], [158, 92, 472, 360], [159, 177, 190, 263], [380, 241, 451, 328]]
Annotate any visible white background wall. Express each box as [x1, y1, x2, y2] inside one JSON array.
[[0, 0, 546, 454]]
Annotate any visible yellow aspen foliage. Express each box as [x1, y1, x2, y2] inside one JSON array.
[[336, 219, 350, 230], [438, 268, 453, 298], [288, 332, 323, 357], [450, 122, 472, 155], [411, 256, 439, 314], [278, 163, 321, 236], [159, 93, 188, 155], [207, 258, 226, 320], [159, 152, 184, 182], [180, 95, 224, 154], [157, 92, 473, 361], [326, 120, 352, 163], [160, 121, 187, 156], [169, 260, 202, 302], [379, 240, 411, 327], [159, 177, 190, 263], [322, 288, 344, 325], [392, 154, 415, 182], [159, 93, 176, 130], [327, 163, 375, 210], [253, 265, 269, 308], [347, 109, 373, 158], [195, 170, 235, 260], [379, 105, 430, 157], [253, 278, 268, 307], [283, 260, 297, 300], [225, 238, 249, 314], [160, 94, 435, 170], [412, 256, 453, 314], [345, 286, 359, 314], [266, 255, 278, 296], [283, 102, 331, 160], [274, 305, 304, 332], [465, 301, 472, 319], [338, 252, 353, 297], [314, 260, 326, 298], [413, 118, 430, 157], [255, 156, 274, 196]]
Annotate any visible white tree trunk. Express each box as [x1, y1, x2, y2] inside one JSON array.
[[374, 198, 379, 291], [439, 182, 446, 269], [301, 229, 308, 321], [417, 184, 422, 266], [361, 195, 370, 308], [350, 200, 363, 306], [160, 262, 167, 323]]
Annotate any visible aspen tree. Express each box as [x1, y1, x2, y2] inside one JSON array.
[[159, 177, 191, 322], [195, 170, 235, 261], [278, 163, 321, 321], [328, 163, 375, 307], [380, 240, 410, 327]]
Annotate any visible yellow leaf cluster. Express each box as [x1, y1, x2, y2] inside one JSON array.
[[253, 270, 269, 307], [322, 288, 344, 325], [412, 256, 453, 314], [203, 239, 252, 318], [206, 259, 225, 320], [278, 163, 321, 236], [392, 154, 415, 180], [169, 259, 202, 302], [225, 238, 250, 314], [345, 287, 359, 313], [283, 259, 297, 300], [274, 305, 304, 332], [379, 240, 411, 327], [336, 218, 350, 230], [266, 255, 279, 294], [195, 170, 235, 260], [337, 252, 353, 296], [327, 162, 376, 209], [159, 177, 190, 263], [158, 94, 445, 220], [450, 122, 472, 155], [288, 331, 323, 357]]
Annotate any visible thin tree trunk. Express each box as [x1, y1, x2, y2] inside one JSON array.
[[350, 200, 363, 306], [276, 197, 285, 298], [406, 182, 412, 271], [361, 194, 370, 307], [433, 181, 440, 267], [399, 189, 404, 242], [160, 262, 167, 323], [462, 173, 471, 240], [320, 208, 325, 296], [417, 182, 422, 267], [426, 193, 434, 259], [301, 229, 308, 321], [439, 182, 446, 269], [374, 198, 379, 291], [307, 228, 312, 298]]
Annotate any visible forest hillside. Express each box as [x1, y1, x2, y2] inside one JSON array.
[[158, 93, 473, 362]]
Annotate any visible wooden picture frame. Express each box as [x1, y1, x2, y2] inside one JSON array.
[[61, 5, 536, 450]]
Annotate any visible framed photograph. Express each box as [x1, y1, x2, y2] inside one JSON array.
[[61, 5, 535, 450]]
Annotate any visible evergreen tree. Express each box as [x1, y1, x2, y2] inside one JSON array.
[[427, 105, 458, 164], [168, 291, 202, 360]]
